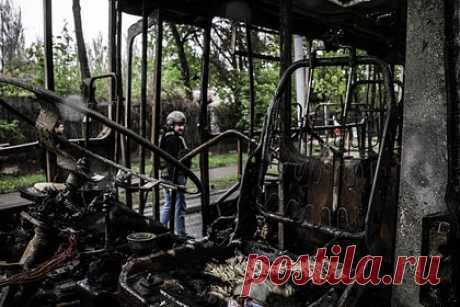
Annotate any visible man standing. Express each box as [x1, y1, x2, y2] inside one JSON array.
[[159, 111, 191, 236]]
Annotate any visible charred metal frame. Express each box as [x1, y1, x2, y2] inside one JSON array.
[[139, 1, 148, 211], [233, 55, 398, 253], [199, 20, 212, 235], [278, 0, 293, 250], [43, 0, 57, 182], [246, 25, 256, 140], [151, 10, 163, 220]]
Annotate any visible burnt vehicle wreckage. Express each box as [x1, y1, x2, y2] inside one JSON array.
[[0, 0, 459, 306]]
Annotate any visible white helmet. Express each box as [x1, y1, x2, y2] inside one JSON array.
[[166, 111, 186, 126]]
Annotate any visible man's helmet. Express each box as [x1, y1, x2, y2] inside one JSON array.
[[166, 111, 186, 127]]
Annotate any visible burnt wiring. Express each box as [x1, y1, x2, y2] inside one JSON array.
[[0, 232, 78, 287]]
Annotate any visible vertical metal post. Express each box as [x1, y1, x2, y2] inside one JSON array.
[[125, 30, 134, 209], [199, 20, 211, 236], [151, 10, 163, 220], [43, 0, 57, 182], [108, 0, 116, 120], [279, 1, 292, 139], [139, 2, 148, 214], [43, 0, 54, 91], [277, 0, 292, 250], [115, 1, 124, 166], [246, 25, 256, 141]]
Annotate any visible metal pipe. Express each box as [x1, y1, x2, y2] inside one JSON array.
[[151, 9, 163, 220], [139, 2, 148, 213], [199, 20, 211, 236], [258, 206, 365, 240]]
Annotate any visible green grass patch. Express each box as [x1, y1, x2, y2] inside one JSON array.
[[133, 151, 248, 175], [0, 173, 46, 194]]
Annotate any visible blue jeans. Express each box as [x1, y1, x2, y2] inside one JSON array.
[[160, 175, 187, 236]]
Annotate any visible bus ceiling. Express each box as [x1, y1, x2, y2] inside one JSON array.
[[117, 0, 405, 63]]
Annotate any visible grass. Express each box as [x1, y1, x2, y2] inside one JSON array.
[[0, 173, 46, 194], [186, 174, 240, 193], [132, 151, 248, 175]]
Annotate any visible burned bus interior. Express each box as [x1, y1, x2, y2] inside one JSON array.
[[0, 0, 458, 306]]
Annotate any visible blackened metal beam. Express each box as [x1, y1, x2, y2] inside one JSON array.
[[115, 1, 124, 166], [43, 0, 54, 92], [139, 1, 148, 213], [246, 24, 255, 140], [151, 9, 163, 220], [43, 0, 57, 182], [279, 0, 292, 138], [277, 0, 292, 250], [199, 20, 211, 236], [125, 42, 133, 207], [108, 0, 117, 106]]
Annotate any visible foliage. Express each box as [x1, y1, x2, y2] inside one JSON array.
[[0, 172, 45, 193], [0, 119, 24, 144], [0, 0, 25, 73], [53, 22, 81, 96]]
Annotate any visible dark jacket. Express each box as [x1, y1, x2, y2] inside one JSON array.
[[159, 131, 191, 180]]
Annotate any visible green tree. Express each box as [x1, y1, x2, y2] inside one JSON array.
[[0, 0, 25, 75]]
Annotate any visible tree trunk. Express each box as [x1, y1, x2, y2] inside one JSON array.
[[171, 24, 193, 101], [72, 0, 91, 81]]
